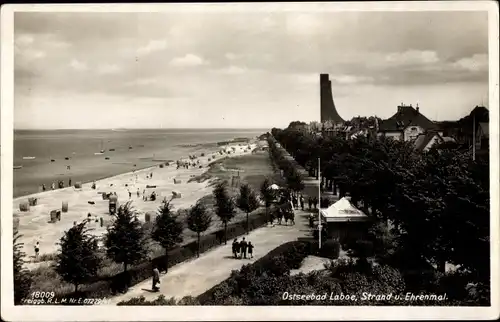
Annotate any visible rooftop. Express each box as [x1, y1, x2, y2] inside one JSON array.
[[379, 104, 437, 132]]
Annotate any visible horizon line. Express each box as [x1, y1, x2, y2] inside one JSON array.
[[13, 127, 271, 131]]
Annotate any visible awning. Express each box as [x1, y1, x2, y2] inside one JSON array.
[[320, 197, 369, 223]]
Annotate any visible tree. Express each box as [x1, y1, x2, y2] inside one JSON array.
[[187, 201, 212, 257], [260, 178, 275, 224], [213, 181, 236, 245], [236, 184, 260, 234], [55, 221, 102, 293], [151, 200, 184, 269], [105, 201, 148, 273], [13, 227, 32, 304]]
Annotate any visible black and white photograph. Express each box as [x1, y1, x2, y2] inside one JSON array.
[[1, 2, 498, 321]]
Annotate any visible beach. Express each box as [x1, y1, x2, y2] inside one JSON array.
[[13, 140, 261, 261], [13, 129, 265, 197]]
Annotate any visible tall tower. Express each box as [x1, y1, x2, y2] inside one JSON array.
[[320, 74, 344, 124]]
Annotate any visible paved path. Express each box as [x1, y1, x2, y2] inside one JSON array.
[[106, 210, 312, 305], [106, 144, 320, 305]]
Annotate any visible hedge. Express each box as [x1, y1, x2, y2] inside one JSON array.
[[47, 210, 269, 303]]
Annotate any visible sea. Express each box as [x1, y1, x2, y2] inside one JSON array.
[[13, 129, 267, 198]]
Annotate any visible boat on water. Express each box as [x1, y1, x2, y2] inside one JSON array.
[[23, 156, 36, 160], [64, 157, 70, 160], [129, 146, 133, 149], [95, 140, 105, 154], [94, 152, 104, 155], [109, 148, 115, 151], [14, 165, 23, 169]]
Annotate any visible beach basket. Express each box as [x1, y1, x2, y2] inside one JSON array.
[[146, 185, 157, 189], [62, 201, 69, 213], [19, 202, 30, 212], [49, 210, 60, 223], [74, 182, 82, 189], [159, 164, 164, 168], [28, 197, 38, 206], [145, 212, 155, 223], [172, 191, 182, 199], [207, 158, 211, 162], [174, 179, 182, 184], [13, 218, 20, 230]]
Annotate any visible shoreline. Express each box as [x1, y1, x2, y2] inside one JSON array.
[[13, 138, 257, 201]]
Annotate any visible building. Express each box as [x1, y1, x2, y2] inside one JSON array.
[[414, 131, 456, 152], [320, 74, 345, 124], [319, 197, 371, 244], [476, 122, 489, 150], [378, 103, 442, 141]]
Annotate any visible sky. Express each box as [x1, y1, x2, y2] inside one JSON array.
[[13, 9, 489, 129]]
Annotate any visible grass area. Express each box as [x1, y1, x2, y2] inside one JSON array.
[[28, 149, 280, 297]]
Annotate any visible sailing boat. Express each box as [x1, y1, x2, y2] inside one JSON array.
[[94, 140, 105, 155]]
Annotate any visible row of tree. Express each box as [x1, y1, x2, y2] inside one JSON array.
[[14, 180, 266, 303], [269, 125, 490, 289]]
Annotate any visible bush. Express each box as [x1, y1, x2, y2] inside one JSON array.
[[353, 240, 374, 258], [318, 240, 340, 259]]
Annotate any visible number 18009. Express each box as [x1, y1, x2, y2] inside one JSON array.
[[31, 292, 55, 299]]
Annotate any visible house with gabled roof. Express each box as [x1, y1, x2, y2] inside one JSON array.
[[378, 103, 442, 141], [414, 131, 456, 151]]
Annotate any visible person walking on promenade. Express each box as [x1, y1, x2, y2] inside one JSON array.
[[309, 213, 314, 228], [34, 242, 40, 259], [232, 239, 239, 259], [247, 241, 254, 259], [240, 237, 248, 259], [300, 195, 305, 211], [308, 196, 312, 210], [152, 266, 160, 292], [312, 196, 318, 209]]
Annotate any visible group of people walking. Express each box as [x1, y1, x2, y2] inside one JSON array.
[[232, 237, 254, 259]]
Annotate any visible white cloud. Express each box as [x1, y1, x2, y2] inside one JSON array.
[[225, 53, 237, 60], [452, 54, 488, 72], [69, 59, 88, 71], [125, 78, 158, 87], [137, 39, 168, 55], [169, 54, 206, 67], [217, 65, 247, 75], [98, 63, 120, 75], [15, 34, 34, 46], [385, 50, 439, 65], [332, 75, 374, 85]]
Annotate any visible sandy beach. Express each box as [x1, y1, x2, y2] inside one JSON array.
[[14, 142, 258, 260]]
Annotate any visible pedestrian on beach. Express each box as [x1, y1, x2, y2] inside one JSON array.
[[42, 184, 46, 191], [51, 182, 55, 190], [152, 266, 160, 292], [128, 190, 132, 199], [240, 237, 248, 259], [150, 172, 153, 179], [34, 242, 40, 259], [69, 178, 72, 187], [232, 239, 239, 259], [247, 241, 254, 259], [137, 188, 140, 197]]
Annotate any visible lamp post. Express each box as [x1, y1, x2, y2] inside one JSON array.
[[318, 157, 322, 249]]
